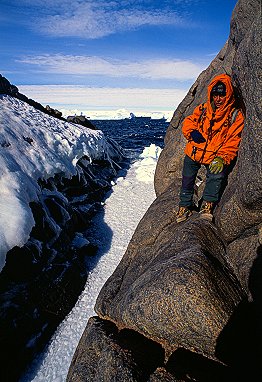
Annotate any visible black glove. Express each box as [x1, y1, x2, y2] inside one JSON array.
[[190, 130, 206, 143]]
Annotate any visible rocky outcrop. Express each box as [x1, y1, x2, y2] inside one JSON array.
[[67, 0, 262, 381], [0, 75, 97, 129], [67, 114, 96, 130], [0, 149, 125, 381]]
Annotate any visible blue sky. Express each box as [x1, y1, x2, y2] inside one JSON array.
[[0, 0, 238, 117]]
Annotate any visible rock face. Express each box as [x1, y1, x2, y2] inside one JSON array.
[[67, 0, 262, 381]]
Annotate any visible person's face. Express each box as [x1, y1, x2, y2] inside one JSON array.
[[213, 94, 226, 109]]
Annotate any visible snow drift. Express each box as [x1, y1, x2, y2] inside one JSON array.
[[0, 94, 119, 271]]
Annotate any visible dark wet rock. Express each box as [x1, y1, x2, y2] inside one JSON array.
[[1, 139, 11, 147], [22, 135, 34, 144], [0, 74, 18, 95], [3, 240, 43, 281], [46, 104, 63, 118], [67, 115, 97, 130], [0, 151, 124, 380], [68, 0, 262, 380]]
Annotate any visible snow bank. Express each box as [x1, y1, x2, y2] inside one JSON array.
[[134, 143, 162, 183], [0, 95, 117, 271]]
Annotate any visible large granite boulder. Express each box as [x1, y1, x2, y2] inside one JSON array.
[[67, 0, 262, 380], [95, 203, 245, 357]]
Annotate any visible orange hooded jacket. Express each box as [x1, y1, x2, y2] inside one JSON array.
[[182, 74, 245, 165]]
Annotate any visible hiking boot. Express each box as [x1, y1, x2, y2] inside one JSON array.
[[199, 201, 214, 221], [176, 206, 192, 223]]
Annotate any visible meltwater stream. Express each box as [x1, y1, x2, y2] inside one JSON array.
[[20, 143, 162, 382]]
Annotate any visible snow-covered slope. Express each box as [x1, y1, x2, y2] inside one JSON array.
[[0, 94, 117, 271]]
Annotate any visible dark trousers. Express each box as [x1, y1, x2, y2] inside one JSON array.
[[179, 155, 227, 207]]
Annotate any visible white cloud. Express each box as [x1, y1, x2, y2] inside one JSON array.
[[18, 54, 204, 80], [23, 0, 185, 39], [38, 8, 181, 39], [18, 85, 187, 112]]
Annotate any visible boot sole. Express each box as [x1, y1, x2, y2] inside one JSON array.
[[176, 211, 192, 223], [200, 212, 213, 221]]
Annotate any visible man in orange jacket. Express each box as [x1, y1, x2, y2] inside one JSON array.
[[176, 73, 245, 223]]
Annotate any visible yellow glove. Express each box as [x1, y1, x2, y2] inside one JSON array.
[[209, 157, 224, 174]]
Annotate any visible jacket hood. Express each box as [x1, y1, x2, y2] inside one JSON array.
[[206, 74, 235, 118]]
